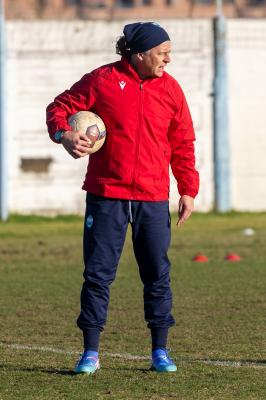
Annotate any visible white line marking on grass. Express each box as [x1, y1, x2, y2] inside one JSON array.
[[0, 343, 79, 356], [0, 342, 265, 368], [0, 342, 148, 360], [200, 359, 265, 369]]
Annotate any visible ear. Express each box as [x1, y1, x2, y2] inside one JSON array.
[[136, 53, 145, 61]]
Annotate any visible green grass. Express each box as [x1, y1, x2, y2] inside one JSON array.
[[0, 213, 265, 399]]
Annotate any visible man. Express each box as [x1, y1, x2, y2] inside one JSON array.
[[46, 22, 199, 374]]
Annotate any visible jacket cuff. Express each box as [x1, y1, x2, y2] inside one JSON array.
[[179, 190, 198, 199]]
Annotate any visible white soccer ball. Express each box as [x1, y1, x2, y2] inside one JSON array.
[[242, 228, 255, 236], [68, 111, 106, 154]]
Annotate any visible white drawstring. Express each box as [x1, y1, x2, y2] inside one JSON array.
[[129, 200, 133, 223]]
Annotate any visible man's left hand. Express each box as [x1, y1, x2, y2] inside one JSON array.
[[177, 195, 194, 227]]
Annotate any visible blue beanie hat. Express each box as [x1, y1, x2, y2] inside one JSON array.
[[123, 22, 170, 54]]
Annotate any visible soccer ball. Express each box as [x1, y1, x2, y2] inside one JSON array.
[[68, 111, 106, 153]]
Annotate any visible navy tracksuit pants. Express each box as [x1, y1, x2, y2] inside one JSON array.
[[77, 193, 175, 333]]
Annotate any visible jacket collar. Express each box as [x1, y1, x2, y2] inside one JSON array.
[[120, 57, 142, 83]]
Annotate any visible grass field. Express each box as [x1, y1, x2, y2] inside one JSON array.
[[0, 213, 265, 400]]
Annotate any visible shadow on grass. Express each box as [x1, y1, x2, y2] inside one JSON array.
[[243, 359, 266, 364], [0, 364, 75, 376], [1, 359, 265, 376], [0, 364, 150, 375]]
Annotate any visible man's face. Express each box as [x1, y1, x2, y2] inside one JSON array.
[[139, 41, 171, 78]]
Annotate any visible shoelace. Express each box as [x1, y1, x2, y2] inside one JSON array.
[[153, 354, 174, 364], [83, 356, 98, 363], [77, 355, 98, 365]]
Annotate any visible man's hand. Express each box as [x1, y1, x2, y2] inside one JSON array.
[[177, 195, 194, 227], [61, 130, 95, 159]]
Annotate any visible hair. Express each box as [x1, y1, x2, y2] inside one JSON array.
[[116, 36, 132, 60]]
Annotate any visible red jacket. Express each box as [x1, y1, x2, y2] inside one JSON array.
[[46, 57, 199, 201]]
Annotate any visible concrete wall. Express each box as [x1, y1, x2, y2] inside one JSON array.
[[227, 20, 266, 211], [5, 19, 266, 215]]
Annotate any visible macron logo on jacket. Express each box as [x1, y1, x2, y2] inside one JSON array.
[[119, 81, 126, 90]]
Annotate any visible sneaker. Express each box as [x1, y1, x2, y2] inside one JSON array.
[[74, 350, 100, 374], [151, 349, 177, 372]]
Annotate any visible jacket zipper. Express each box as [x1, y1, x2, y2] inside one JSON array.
[[132, 82, 143, 193]]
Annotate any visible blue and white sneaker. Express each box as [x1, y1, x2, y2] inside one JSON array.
[[74, 350, 100, 374], [151, 349, 177, 372]]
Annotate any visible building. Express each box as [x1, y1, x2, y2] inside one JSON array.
[[6, 0, 266, 20]]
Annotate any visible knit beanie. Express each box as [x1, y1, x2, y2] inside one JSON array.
[[123, 22, 170, 54]]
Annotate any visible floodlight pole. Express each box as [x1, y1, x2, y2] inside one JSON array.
[[0, 0, 8, 221], [213, 0, 230, 212]]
